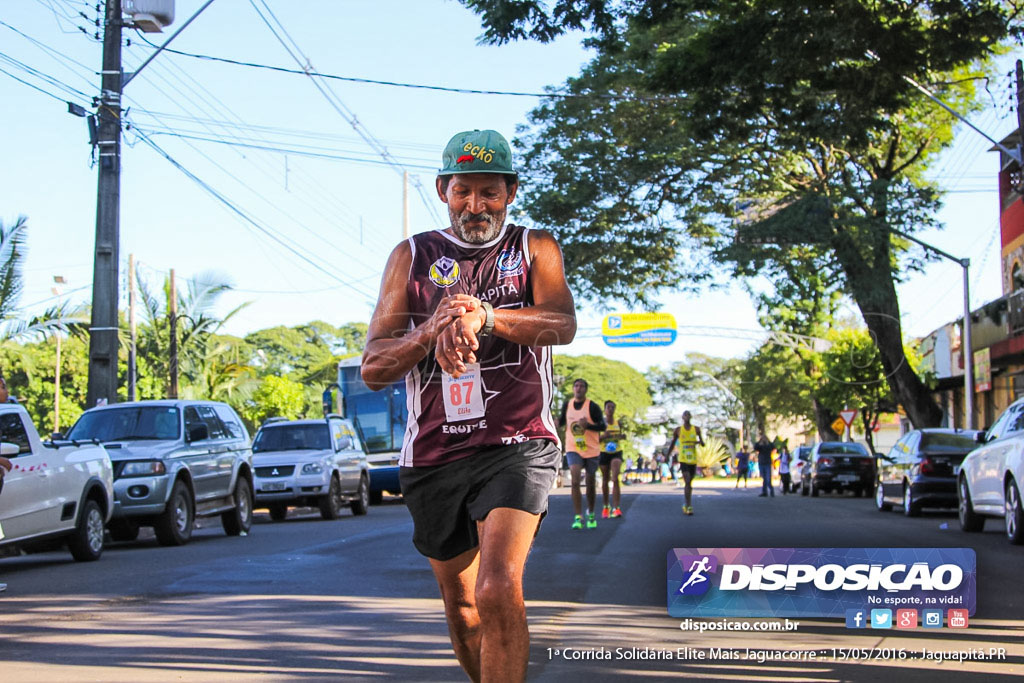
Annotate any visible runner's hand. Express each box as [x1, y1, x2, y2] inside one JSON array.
[[433, 296, 481, 377], [425, 295, 478, 343]]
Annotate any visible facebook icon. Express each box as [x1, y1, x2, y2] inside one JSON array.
[[845, 609, 867, 629]]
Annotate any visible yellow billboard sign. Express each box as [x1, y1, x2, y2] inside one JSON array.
[[602, 313, 677, 347]]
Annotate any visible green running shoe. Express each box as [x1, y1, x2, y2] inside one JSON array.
[[571, 515, 583, 530], [586, 513, 597, 529]]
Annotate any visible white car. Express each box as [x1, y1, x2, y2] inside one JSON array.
[[252, 416, 370, 521], [958, 397, 1024, 544], [0, 404, 114, 561]]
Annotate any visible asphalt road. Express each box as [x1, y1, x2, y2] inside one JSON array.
[[1, 477, 1022, 682]]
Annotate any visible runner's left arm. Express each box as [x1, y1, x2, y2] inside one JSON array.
[[436, 230, 576, 373]]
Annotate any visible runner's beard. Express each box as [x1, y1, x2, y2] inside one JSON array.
[[450, 207, 506, 244]]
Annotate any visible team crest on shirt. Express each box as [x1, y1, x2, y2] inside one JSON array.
[[496, 248, 524, 279], [428, 256, 461, 288]]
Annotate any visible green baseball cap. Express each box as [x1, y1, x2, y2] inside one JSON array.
[[438, 129, 517, 177]]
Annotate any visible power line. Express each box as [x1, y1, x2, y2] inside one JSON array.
[[121, 45, 398, 255], [133, 130, 379, 303], [248, 0, 445, 228], [0, 49, 92, 101], [134, 34, 639, 102], [120, 53, 396, 261], [132, 128, 439, 170]]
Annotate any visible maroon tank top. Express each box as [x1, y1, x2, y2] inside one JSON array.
[[401, 223, 559, 467]]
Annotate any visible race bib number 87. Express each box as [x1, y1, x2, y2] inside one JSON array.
[[442, 363, 486, 423]]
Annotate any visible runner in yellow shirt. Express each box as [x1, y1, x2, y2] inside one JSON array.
[[666, 410, 704, 515]]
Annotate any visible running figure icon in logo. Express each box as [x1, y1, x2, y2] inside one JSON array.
[[677, 554, 717, 596]]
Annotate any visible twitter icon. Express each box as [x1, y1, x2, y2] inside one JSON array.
[[870, 609, 893, 629]]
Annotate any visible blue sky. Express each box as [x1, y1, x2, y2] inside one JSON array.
[[0, 1, 1016, 372]]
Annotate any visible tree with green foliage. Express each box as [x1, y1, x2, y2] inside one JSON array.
[[0, 216, 84, 346], [817, 328, 925, 454], [239, 375, 307, 429], [130, 269, 249, 401], [459, 0, 1020, 429], [647, 353, 745, 442]]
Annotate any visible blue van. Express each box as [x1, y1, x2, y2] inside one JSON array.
[[337, 357, 406, 504]]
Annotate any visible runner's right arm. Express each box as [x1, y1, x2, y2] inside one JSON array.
[[361, 242, 481, 391]]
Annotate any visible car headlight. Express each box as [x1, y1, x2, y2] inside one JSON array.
[[302, 462, 324, 475], [121, 460, 166, 477]]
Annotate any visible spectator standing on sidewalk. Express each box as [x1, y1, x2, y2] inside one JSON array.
[[778, 445, 792, 494], [754, 433, 775, 498]]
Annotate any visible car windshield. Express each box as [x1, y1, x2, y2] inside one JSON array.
[[818, 443, 869, 456], [253, 424, 330, 453], [919, 432, 977, 450], [67, 406, 180, 441]]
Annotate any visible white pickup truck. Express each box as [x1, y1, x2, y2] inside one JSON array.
[[0, 403, 114, 561]]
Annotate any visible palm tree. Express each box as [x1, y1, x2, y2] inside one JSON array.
[[0, 216, 85, 345], [133, 268, 252, 399]]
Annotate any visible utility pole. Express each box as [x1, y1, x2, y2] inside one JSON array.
[[128, 253, 137, 402], [169, 269, 178, 399], [52, 275, 66, 434], [86, 0, 123, 408]]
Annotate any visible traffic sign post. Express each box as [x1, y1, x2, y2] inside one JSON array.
[[839, 408, 858, 442]]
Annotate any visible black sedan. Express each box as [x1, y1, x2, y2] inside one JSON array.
[[800, 441, 874, 497], [875, 428, 981, 516]]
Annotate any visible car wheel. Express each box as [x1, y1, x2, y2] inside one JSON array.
[[319, 475, 343, 520], [1005, 478, 1024, 545], [154, 480, 194, 546], [68, 499, 105, 562], [222, 474, 253, 536], [369, 489, 384, 505], [903, 483, 921, 517], [811, 480, 819, 497], [958, 475, 985, 533], [800, 480, 808, 496], [268, 503, 288, 521], [350, 475, 370, 516], [108, 519, 140, 542], [876, 481, 892, 511]]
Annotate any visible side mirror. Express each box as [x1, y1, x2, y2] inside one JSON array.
[[0, 442, 19, 456], [975, 431, 989, 445], [336, 437, 352, 451], [51, 432, 64, 441], [187, 423, 210, 442]]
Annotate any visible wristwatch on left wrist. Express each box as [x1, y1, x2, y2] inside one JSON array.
[[479, 301, 495, 337]]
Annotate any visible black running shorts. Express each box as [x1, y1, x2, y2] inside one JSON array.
[[400, 439, 560, 561]]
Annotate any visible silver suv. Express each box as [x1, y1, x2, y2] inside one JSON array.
[[253, 415, 370, 521], [64, 400, 254, 546]]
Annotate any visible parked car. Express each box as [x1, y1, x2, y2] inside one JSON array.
[[876, 428, 980, 516], [800, 441, 873, 497], [0, 404, 113, 561], [252, 415, 370, 520], [792, 444, 814, 493], [63, 400, 254, 546], [958, 397, 1024, 544]]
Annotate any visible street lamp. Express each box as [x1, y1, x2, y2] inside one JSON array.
[[886, 227, 974, 429], [51, 275, 66, 434]]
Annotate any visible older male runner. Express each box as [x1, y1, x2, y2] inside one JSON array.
[[361, 129, 576, 683]]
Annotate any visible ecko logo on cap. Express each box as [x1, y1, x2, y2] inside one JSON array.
[[667, 548, 976, 618]]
